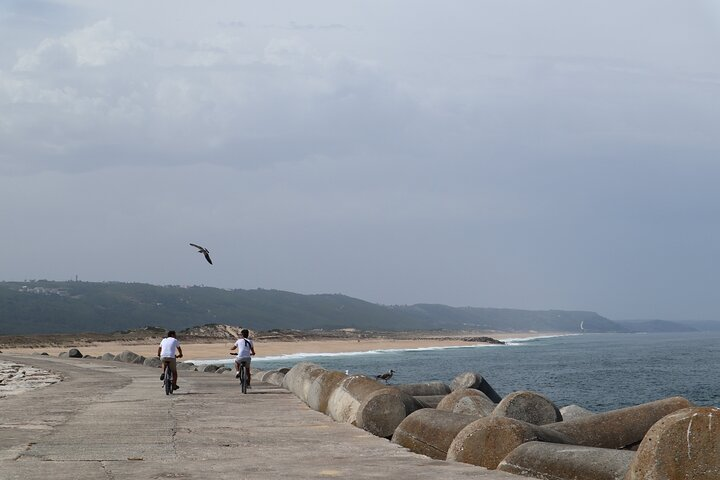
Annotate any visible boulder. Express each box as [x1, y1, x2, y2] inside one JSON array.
[[202, 365, 220, 373], [450, 372, 502, 403], [143, 357, 162, 368], [68, 348, 83, 358], [625, 406, 720, 479], [101, 353, 115, 361], [447, 416, 574, 469], [114, 350, 144, 364], [437, 388, 495, 416], [216, 367, 231, 374], [392, 409, 480, 459], [498, 441, 635, 480], [176, 362, 196, 371], [546, 396, 694, 449], [492, 390, 562, 425], [58, 351, 69, 358]]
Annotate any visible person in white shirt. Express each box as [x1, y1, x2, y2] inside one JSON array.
[[157, 330, 183, 390], [230, 329, 255, 386]]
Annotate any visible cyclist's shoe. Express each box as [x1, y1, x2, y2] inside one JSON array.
[[160, 373, 165, 381], [235, 372, 241, 379], [173, 385, 180, 390]]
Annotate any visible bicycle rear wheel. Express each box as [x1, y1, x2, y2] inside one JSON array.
[[164, 365, 173, 395], [240, 364, 247, 394]]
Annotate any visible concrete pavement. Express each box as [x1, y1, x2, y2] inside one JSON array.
[[0, 354, 519, 479]]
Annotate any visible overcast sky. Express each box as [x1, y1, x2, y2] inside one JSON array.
[[1, 1, 719, 320]]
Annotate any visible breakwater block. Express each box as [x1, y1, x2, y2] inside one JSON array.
[[68, 348, 83, 358], [392, 409, 480, 460], [114, 350, 145, 364], [307, 370, 348, 413], [492, 390, 562, 425], [283, 362, 327, 404], [396, 382, 451, 396], [101, 353, 115, 361], [546, 396, 694, 449], [625, 406, 720, 480], [436, 388, 495, 416], [413, 395, 447, 408], [447, 416, 573, 469], [497, 441, 635, 480], [560, 404, 594, 421], [143, 357, 162, 368], [450, 372, 502, 403], [356, 387, 423, 438]]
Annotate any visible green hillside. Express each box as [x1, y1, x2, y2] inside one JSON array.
[[0, 280, 625, 335]]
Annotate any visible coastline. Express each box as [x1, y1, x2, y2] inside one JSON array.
[[0, 332, 567, 361]]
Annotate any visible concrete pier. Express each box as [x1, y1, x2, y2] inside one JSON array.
[[0, 354, 518, 480]]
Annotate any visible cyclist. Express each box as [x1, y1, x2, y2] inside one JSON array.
[[230, 329, 255, 387], [157, 330, 183, 391]]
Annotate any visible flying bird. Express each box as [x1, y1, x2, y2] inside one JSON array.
[[190, 243, 213, 265], [376, 369, 395, 384]]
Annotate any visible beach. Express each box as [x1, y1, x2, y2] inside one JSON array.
[[0, 332, 553, 361]]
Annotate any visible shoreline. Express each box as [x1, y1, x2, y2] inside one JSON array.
[[0, 332, 568, 361]]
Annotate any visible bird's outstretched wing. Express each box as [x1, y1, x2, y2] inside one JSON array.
[[203, 252, 213, 265], [189, 243, 205, 251]]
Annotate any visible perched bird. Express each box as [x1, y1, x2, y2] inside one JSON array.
[[376, 369, 395, 384], [189, 243, 213, 265]]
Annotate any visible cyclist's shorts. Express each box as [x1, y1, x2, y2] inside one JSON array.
[[235, 356, 251, 366], [161, 357, 177, 369]]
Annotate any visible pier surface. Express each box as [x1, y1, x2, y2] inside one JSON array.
[[0, 354, 518, 479]]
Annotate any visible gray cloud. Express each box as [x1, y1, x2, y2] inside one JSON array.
[[1, 1, 719, 320]]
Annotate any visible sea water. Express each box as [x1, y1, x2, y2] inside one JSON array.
[[207, 332, 720, 412]]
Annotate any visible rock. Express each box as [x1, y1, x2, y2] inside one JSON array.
[[498, 441, 635, 479], [492, 390, 562, 425], [40, 352, 49, 356], [176, 362, 196, 371], [202, 365, 220, 373], [392, 409, 480, 459], [625, 406, 720, 479], [68, 348, 83, 358], [450, 372, 502, 402], [447, 416, 573, 469], [143, 357, 162, 368], [546, 396, 694, 449], [437, 388, 496, 416], [114, 351, 144, 364], [58, 352, 68, 358], [216, 367, 231, 373], [101, 353, 115, 361]]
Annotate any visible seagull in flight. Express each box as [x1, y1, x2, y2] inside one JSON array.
[[376, 369, 395, 384], [189, 243, 213, 265]]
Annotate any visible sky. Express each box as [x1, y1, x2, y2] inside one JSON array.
[[1, 1, 719, 320]]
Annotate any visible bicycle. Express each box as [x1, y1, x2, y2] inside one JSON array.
[[230, 355, 250, 394], [162, 361, 174, 395]]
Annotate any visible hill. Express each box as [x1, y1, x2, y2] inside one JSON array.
[[0, 280, 626, 335]]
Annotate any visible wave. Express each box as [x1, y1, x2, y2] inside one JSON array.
[[502, 333, 579, 346]]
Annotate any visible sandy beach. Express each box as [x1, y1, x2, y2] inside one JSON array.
[[0, 332, 557, 361]]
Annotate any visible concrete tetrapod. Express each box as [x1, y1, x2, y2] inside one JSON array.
[[282, 362, 327, 404], [492, 390, 562, 425], [392, 409, 481, 460], [413, 395, 447, 408], [497, 441, 635, 480], [326, 375, 391, 425], [395, 382, 451, 396], [625, 406, 720, 480], [436, 388, 496, 416], [446, 416, 574, 469], [450, 372, 502, 403], [545, 396, 694, 449], [307, 370, 348, 413], [356, 387, 424, 438], [560, 404, 594, 421]]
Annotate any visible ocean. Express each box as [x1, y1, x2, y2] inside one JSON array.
[[208, 332, 720, 412]]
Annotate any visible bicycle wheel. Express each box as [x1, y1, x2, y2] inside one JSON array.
[[164, 366, 173, 395], [240, 364, 247, 394]]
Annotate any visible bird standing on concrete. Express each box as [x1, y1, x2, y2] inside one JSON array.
[[189, 243, 213, 265], [376, 369, 395, 384]]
